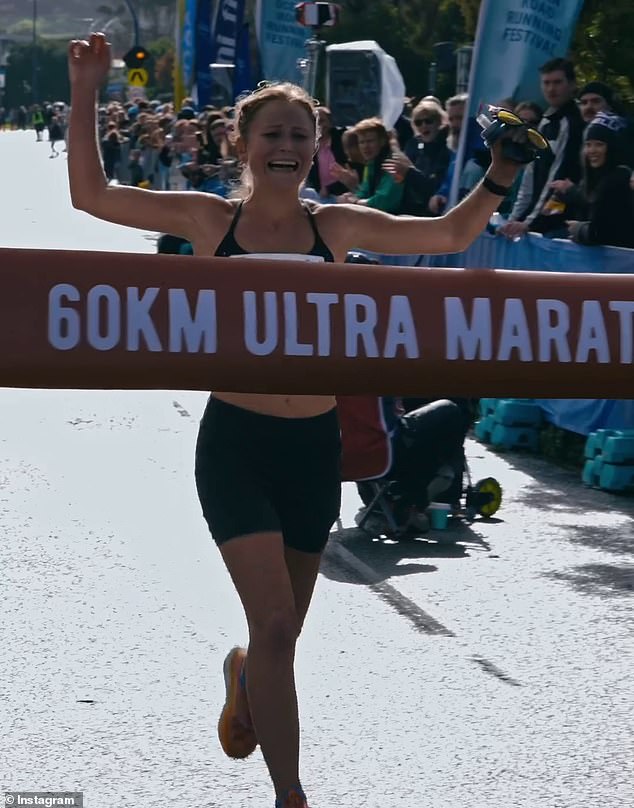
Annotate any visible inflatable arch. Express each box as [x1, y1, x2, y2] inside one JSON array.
[[1, 247, 633, 398]]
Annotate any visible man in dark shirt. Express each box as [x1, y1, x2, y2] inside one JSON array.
[[499, 57, 584, 239]]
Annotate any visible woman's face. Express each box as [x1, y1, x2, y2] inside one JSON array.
[[316, 108, 331, 139], [517, 108, 541, 127], [357, 130, 385, 162], [242, 99, 316, 187], [412, 110, 441, 143], [584, 139, 608, 168], [210, 123, 226, 146]]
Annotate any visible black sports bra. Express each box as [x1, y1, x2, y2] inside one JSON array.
[[214, 200, 335, 262]]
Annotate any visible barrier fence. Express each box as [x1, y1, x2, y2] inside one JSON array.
[[380, 232, 634, 434]]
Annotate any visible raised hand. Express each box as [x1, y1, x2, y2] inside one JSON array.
[[68, 32, 111, 91]]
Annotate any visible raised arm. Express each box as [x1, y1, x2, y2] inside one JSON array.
[[334, 138, 524, 256], [67, 32, 225, 241]]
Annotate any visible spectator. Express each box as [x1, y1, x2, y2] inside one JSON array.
[[445, 93, 468, 153], [382, 99, 451, 215], [306, 106, 348, 199], [339, 118, 403, 213], [32, 105, 45, 142], [499, 57, 584, 240], [128, 148, 145, 187], [578, 81, 616, 124], [48, 114, 64, 157], [330, 128, 363, 192], [101, 124, 124, 182], [554, 113, 634, 248], [514, 101, 544, 127]]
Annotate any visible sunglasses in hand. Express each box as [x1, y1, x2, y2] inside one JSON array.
[[479, 106, 550, 164]]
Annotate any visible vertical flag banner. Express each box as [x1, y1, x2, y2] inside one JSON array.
[[174, 0, 187, 110], [195, 0, 214, 107], [181, 0, 198, 93], [449, 0, 584, 207], [211, 0, 247, 65], [234, 22, 253, 99], [255, 0, 307, 84]]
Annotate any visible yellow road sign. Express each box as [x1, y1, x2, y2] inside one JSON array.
[[128, 68, 148, 87]]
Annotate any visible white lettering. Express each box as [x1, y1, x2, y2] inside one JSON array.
[[306, 292, 338, 357], [344, 294, 379, 358], [87, 285, 120, 351], [576, 299, 610, 363], [497, 298, 533, 361], [168, 289, 217, 353], [283, 292, 313, 356], [537, 299, 571, 361], [48, 283, 80, 350], [609, 301, 634, 363], [384, 295, 419, 358], [126, 287, 161, 351], [445, 297, 492, 360], [243, 291, 277, 355]]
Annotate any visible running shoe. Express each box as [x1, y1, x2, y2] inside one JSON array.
[[275, 787, 309, 808], [217, 646, 257, 758]]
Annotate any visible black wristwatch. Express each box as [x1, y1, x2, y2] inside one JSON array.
[[482, 175, 512, 197]]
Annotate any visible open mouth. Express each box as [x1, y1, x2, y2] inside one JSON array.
[[268, 160, 299, 172]]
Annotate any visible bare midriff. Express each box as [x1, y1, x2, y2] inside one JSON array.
[[213, 392, 336, 418]]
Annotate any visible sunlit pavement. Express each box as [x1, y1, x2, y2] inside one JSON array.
[[1, 130, 633, 808]]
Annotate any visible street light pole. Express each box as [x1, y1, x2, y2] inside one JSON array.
[[32, 0, 38, 104], [122, 0, 140, 47]]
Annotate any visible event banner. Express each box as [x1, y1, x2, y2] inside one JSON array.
[[174, 0, 187, 109], [255, 0, 307, 84], [181, 0, 198, 91], [1, 248, 633, 398], [211, 0, 247, 64], [449, 0, 584, 206], [195, 0, 214, 107], [234, 22, 253, 98]]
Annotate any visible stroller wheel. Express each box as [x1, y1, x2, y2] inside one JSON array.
[[468, 477, 503, 518]]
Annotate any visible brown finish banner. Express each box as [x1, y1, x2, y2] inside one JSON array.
[[1, 247, 633, 398]]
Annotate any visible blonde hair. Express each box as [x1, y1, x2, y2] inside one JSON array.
[[412, 100, 446, 125], [230, 82, 320, 198], [233, 82, 319, 145], [353, 116, 388, 139]]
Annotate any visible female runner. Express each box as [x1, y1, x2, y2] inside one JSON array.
[[68, 33, 524, 808]]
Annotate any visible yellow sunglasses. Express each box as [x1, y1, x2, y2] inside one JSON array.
[[496, 109, 549, 151]]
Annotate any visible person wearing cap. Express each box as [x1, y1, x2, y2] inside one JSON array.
[[550, 113, 634, 248], [578, 81, 615, 124]]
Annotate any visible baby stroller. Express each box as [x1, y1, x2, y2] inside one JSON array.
[[338, 395, 502, 541]]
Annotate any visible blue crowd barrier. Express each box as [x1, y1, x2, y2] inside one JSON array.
[[382, 231, 634, 273], [379, 233, 634, 434]]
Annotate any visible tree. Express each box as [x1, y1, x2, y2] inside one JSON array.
[[4, 40, 70, 106]]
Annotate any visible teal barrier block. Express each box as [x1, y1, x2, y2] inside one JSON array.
[[603, 436, 634, 464], [582, 459, 599, 487], [491, 423, 540, 451], [494, 400, 543, 427], [599, 463, 634, 493], [479, 398, 502, 417], [474, 415, 495, 443]]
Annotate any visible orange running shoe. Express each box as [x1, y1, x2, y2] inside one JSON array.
[[217, 646, 257, 758], [275, 787, 309, 808]]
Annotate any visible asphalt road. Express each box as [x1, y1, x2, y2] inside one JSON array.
[[1, 130, 633, 808]]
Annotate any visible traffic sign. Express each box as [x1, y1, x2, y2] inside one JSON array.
[[127, 68, 148, 87]]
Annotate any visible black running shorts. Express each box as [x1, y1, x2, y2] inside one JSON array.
[[195, 397, 342, 553]]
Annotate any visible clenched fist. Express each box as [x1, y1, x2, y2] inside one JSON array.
[[68, 32, 111, 90]]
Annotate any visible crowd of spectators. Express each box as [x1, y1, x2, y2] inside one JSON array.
[[2, 55, 633, 250]]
